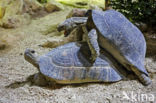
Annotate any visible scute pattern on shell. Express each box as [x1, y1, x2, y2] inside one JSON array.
[[39, 42, 123, 83], [91, 10, 148, 75]]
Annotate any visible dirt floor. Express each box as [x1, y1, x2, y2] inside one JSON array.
[[0, 9, 156, 103]]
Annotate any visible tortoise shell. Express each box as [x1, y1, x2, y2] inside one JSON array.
[[38, 42, 123, 84], [86, 10, 148, 76]]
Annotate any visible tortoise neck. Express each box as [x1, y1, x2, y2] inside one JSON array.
[[31, 57, 39, 69], [24, 49, 39, 69]]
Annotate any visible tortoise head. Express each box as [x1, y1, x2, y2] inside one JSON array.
[[57, 17, 88, 37], [24, 49, 39, 68], [57, 18, 77, 37]]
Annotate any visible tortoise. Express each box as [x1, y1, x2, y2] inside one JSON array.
[[57, 9, 152, 85], [24, 42, 126, 85]]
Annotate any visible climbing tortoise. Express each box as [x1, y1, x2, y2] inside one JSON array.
[[57, 9, 151, 85]]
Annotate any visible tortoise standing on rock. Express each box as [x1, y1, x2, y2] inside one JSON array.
[[57, 9, 152, 85], [24, 42, 125, 85]]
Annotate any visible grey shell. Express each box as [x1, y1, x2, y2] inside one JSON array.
[[38, 42, 123, 83], [89, 10, 148, 75]]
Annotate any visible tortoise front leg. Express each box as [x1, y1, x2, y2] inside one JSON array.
[[82, 27, 100, 62]]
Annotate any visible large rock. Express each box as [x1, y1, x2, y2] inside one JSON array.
[[0, 0, 24, 28], [45, 0, 64, 13], [41, 27, 83, 48], [0, 0, 44, 28], [66, 7, 102, 19], [66, 8, 87, 18], [40, 34, 75, 48], [23, 0, 43, 14]]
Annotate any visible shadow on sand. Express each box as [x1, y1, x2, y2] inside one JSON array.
[[5, 72, 137, 91], [5, 73, 128, 90]]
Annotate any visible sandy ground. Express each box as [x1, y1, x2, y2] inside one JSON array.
[[0, 9, 156, 103]]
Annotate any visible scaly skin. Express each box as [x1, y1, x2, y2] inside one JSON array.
[[57, 17, 87, 37], [58, 17, 100, 63], [24, 49, 48, 86], [82, 27, 100, 62]]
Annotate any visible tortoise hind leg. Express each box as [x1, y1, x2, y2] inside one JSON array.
[[131, 66, 152, 86], [138, 73, 152, 86]]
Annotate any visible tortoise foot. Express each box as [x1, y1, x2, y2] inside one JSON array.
[[139, 74, 152, 86], [33, 73, 48, 86]]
